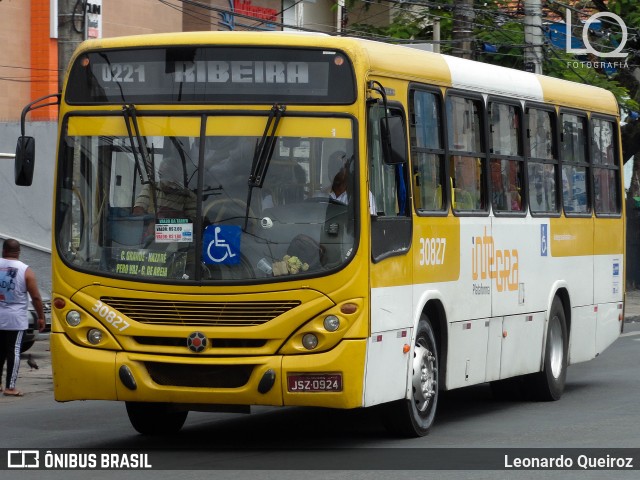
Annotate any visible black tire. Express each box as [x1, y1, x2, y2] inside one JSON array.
[[382, 316, 439, 437], [125, 402, 188, 435], [527, 297, 568, 401]]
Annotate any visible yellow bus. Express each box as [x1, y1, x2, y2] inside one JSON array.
[[15, 32, 625, 437]]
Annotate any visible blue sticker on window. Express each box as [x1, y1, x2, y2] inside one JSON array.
[[202, 225, 241, 265]]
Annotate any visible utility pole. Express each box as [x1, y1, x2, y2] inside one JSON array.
[[433, 19, 441, 53], [523, 0, 544, 74], [336, 0, 345, 34], [452, 0, 475, 59], [58, 0, 85, 92]]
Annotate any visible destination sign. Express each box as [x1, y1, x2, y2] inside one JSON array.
[[171, 60, 311, 84], [66, 46, 356, 104]]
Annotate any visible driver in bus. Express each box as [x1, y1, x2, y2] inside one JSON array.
[[328, 151, 377, 215]]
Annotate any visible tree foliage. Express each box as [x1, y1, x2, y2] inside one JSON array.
[[347, 0, 640, 191]]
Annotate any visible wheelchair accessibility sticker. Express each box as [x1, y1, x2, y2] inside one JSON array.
[[203, 225, 241, 265], [540, 224, 548, 257]]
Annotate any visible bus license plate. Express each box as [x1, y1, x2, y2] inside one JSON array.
[[287, 374, 343, 392]]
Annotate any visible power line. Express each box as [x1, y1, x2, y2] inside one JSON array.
[[1, 0, 633, 86]]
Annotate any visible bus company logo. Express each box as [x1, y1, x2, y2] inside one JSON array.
[[471, 228, 519, 293], [565, 8, 629, 62], [8, 450, 39, 468], [187, 332, 208, 353]]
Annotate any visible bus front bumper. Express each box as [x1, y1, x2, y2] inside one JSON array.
[[51, 332, 366, 409]]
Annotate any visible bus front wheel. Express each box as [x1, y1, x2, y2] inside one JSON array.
[[382, 316, 439, 437], [125, 402, 188, 435]]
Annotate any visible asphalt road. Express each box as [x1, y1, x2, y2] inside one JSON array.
[[1, 322, 639, 478], [3, 244, 639, 479]]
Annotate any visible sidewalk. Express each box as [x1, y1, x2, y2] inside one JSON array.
[[2, 291, 639, 401], [2, 335, 52, 402], [625, 288, 640, 322]]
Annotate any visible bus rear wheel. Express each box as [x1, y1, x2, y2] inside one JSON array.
[[382, 316, 439, 437], [527, 297, 568, 401], [125, 402, 188, 435]]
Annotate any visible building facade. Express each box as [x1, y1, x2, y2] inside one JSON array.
[[0, 0, 390, 251], [1, 0, 392, 122]]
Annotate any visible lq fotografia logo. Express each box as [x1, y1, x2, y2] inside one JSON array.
[[565, 10, 629, 66]]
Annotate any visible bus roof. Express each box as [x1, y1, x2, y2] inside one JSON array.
[[73, 31, 619, 116]]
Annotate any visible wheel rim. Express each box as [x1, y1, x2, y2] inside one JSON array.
[[412, 339, 437, 413], [548, 316, 564, 378]]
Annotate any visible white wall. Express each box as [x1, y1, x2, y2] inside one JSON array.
[[0, 122, 56, 252]]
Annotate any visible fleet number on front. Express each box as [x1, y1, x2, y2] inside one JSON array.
[[92, 300, 130, 332], [419, 237, 446, 266]]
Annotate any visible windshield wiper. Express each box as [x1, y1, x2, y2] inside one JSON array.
[[244, 104, 286, 230], [122, 104, 154, 186]]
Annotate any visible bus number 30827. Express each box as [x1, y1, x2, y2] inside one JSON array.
[[419, 237, 446, 266]]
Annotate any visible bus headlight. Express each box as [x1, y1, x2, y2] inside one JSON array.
[[302, 333, 318, 350], [66, 310, 82, 327], [323, 315, 340, 332], [87, 328, 103, 345]]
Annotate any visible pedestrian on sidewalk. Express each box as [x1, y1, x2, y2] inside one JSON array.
[[0, 239, 46, 397]]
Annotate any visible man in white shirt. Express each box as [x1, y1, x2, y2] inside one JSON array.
[[329, 159, 377, 216], [0, 239, 45, 397]]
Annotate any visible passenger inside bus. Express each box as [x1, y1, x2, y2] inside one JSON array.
[[202, 136, 247, 200], [530, 180, 547, 211], [132, 157, 197, 220], [490, 160, 507, 210], [261, 160, 307, 206], [451, 156, 481, 210]]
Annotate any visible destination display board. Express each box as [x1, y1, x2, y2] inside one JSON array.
[[66, 46, 356, 105]]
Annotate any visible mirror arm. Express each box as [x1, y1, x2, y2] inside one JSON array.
[[20, 93, 61, 136], [368, 80, 389, 131]]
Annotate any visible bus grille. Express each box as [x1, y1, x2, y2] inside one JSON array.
[[134, 336, 267, 349], [145, 362, 254, 388], [100, 297, 301, 327]]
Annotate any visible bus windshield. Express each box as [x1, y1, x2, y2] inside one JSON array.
[[56, 113, 357, 283]]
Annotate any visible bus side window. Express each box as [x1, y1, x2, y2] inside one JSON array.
[[409, 89, 445, 214], [369, 105, 409, 217], [592, 117, 621, 215], [368, 102, 411, 262], [446, 94, 487, 213], [526, 107, 559, 215], [560, 112, 589, 214], [489, 102, 524, 214]]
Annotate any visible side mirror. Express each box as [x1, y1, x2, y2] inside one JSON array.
[[380, 115, 407, 165], [15, 136, 35, 186]]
